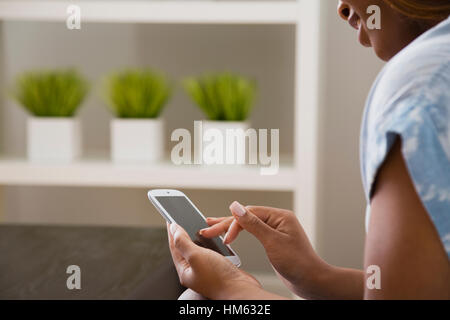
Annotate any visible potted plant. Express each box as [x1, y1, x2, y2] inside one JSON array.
[[104, 69, 172, 163], [12, 69, 89, 162], [183, 72, 257, 164]]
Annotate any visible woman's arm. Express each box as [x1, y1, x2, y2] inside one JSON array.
[[309, 265, 364, 300], [365, 140, 450, 299], [203, 204, 366, 300]]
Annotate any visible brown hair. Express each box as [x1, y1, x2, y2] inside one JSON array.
[[384, 0, 450, 20]]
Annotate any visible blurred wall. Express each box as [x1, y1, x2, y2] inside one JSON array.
[[316, 2, 384, 269], [0, 21, 4, 154]]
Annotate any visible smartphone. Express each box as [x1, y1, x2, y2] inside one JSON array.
[[148, 189, 241, 267]]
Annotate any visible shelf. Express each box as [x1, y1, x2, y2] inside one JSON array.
[[0, 156, 296, 191], [0, 1, 301, 24]]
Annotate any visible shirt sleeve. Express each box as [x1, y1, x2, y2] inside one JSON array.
[[373, 95, 450, 257]]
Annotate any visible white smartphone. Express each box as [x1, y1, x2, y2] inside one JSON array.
[[148, 189, 241, 267]]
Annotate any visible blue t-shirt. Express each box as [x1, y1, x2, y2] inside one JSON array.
[[361, 16, 450, 258]]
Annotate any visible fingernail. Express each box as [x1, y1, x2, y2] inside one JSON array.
[[199, 228, 206, 235], [170, 222, 178, 235], [230, 201, 246, 217]]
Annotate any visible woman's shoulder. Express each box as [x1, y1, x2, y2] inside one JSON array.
[[369, 18, 450, 116], [363, 18, 450, 143]]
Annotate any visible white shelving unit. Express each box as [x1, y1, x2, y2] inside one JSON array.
[[0, 1, 301, 24], [0, 0, 323, 254], [0, 156, 297, 190]]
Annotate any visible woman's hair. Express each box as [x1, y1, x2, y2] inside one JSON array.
[[384, 0, 450, 20]]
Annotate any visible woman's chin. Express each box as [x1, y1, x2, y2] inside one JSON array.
[[373, 46, 392, 62], [358, 27, 372, 48]]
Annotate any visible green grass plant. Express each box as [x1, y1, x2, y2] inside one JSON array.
[[13, 69, 89, 117], [104, 69, 172, 119], [183, 72, 256, 121]]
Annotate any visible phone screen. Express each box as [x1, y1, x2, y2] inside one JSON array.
[[156, 196, 234, 257]]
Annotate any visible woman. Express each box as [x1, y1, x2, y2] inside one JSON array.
[[167, 0, 450, 299]]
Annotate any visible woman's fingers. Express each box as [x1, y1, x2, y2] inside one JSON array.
[[167, 223, 190, 279], [223, 219, 243, 244], [201, 216, 244, 244], [200, 217, 234, 238], [168, 222, 199, 263], [206, 217, 228, 226], [229, 201, 275, 247], [244, 205, 289, 223], [201, 205, 289, 245]]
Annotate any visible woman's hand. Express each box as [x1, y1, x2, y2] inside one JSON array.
[[167, 222, 283, 300], [200, 202, 334, 299]]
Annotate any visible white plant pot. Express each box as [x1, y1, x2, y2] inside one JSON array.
[[195, 120, 250, 165], [111, 118, 164, 163], [27, 117, 81, 163]]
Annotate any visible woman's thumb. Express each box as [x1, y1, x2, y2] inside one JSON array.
[[170, 223, 197, 260], [229, 201, 273, 246]]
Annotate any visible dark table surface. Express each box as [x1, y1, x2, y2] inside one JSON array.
[[0, 224, 183, 300]]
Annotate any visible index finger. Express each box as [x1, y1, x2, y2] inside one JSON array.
[[223, 219, 243, 244]]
